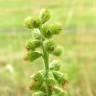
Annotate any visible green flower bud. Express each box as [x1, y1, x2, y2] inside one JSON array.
[[47, 78, 56, 88], [29, 78, 41, 90], [49, 60, 61, 71], [32, 71, 45, 81], [49, 23, 62, 35], [41, 23, 61, 38], [53, 86, 65, 96], [33, 91, 45, 96], [53, 71, 65, 84], [29, 79, 40, 90], [41, 23, 53, 38], [32, 29, 42, 40], [61, 79, 69, 89], [30, 71, 44, 90], [25, 51, 42, 62], [53, 46, 63, 56], [44, 39, 56, 53], [24, 16, 41, 29], [26, 39, 41, 50], [40, 8, 50, 23]]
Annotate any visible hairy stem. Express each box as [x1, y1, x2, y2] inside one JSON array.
[[41, 39, 51, 96]]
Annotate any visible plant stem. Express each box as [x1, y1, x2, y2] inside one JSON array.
[[41, 40, 51, 96]]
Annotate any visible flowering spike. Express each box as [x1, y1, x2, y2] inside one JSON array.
[[23, 9, 68, 96]]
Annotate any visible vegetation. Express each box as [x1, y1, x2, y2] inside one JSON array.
[[24, 9, 68, 96], [0, 0, 96, 96]]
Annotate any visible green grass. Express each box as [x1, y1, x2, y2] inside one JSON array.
[[0, 0, 96, 96]]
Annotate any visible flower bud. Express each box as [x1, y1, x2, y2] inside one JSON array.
[[29, 71, 44, 90], [40, 8, 50, 23], [24, 16, 41, 29], [52, 71, 65, 84], [61, 79, 69, 89], [44, 39, 56, 53], [26, 39, 41, 51], [29, 78, 41, 90], [32, 71, 45, 81], [33, 91, 45, 96], [52, 46, 63, 56], [49, 23, 62, 35], [49, 60, 61, 71], [32, 29, 42, 40], [25, 51, 42, 62], [53, 86, 66, 96], [47, 78, 56, 89], [41, 23, 53, 38]]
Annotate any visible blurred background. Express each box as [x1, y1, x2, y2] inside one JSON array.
[[0, 0, 96, 96]]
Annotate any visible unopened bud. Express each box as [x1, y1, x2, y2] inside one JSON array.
[[44, 39, 56, 53], [53, 86, 67, 96], [47, 78, 56, 89], [53, 71, 65, 84], [30, 71, 45, 90], [32, 29, 42, 40], [49, 60, 61, 71], [33, 91, 45, 96], [25, 51, 42, 62], [40, 8, 50, 23], [41, 23, 53, 38], [49, 23, 62, 35], [53, 46, 63, 56], [33, 71, 45, 81], [24, 16, 41, 29], [26, 39, 41, 51]]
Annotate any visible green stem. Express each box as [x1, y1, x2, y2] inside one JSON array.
[[41, 40, 51, 96], [39, 26, 51, 96]]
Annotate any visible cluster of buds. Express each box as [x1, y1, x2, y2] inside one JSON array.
[[24, 9, 68, 96]]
